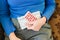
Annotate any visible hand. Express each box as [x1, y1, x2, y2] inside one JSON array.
[[26, 17, 46, 31], [9, 32, 21, 40]]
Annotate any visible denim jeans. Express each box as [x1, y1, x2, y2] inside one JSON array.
[[11, 18, 53, 40]]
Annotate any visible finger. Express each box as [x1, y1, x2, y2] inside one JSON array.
[[33, 29, 39, 31], [27, 21, 35, 24], [27, 26, 34, 30], [25, 23, 32, 30], [25, 23, 32, 27]]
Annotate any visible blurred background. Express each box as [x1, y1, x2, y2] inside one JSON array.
[[49, 0, 60, 40]]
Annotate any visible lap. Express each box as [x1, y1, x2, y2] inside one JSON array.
[[29, 34, 48, 40], [12, 18, 53, 40], [15, 24, 53, 40]]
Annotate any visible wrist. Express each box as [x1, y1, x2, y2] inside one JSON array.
[[42, 17, 46, 23], [9, 32, 16, 39]]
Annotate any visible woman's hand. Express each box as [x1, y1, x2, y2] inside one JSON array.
[[9, 32, 21, 40], [26, 17, 46, 31]]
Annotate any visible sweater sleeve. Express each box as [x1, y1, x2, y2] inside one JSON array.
[[0, 0, 15, 36], [42, 0, 56, 21]]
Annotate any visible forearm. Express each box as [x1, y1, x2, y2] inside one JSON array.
[[42, 5, 56, 21], [0, 14, 15, 36], [42, 0, 56, 21]]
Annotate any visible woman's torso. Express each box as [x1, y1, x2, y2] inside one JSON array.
[[7, 0, 45, 18]]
